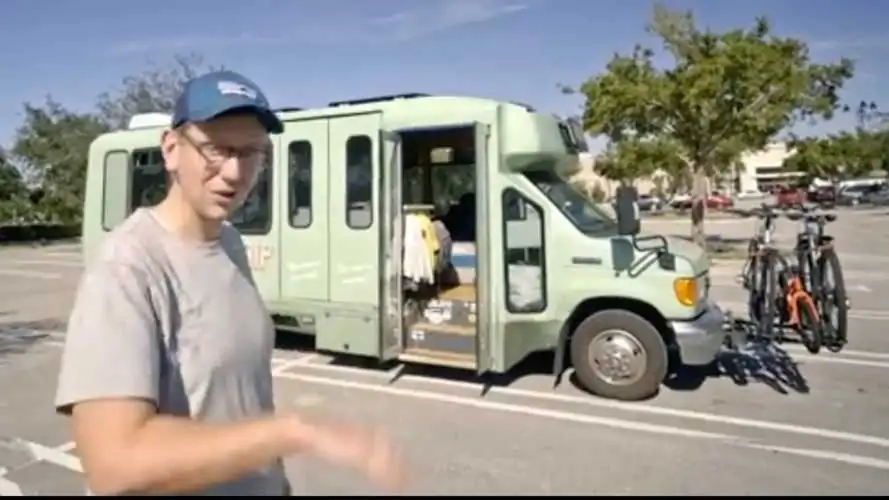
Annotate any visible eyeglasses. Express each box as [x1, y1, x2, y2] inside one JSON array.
[[179, 130, 269, 170]]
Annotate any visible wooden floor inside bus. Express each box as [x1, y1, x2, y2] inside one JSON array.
[[438, 284, 476, 301]]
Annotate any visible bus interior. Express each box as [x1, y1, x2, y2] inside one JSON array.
[[397, 126, 480, 362]]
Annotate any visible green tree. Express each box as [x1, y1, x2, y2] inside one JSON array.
[[96, 53, 222, 130], [786, 129, 889, 181], [10, 98, 108, 223], [594, 137, 683, 186], [563, 3, 854, 248], [0, 150, 31, 223], [590, 181, 607, 203], [0, 149, 25, 199]]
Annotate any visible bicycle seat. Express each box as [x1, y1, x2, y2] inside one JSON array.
[[785, 211, 804, 221]]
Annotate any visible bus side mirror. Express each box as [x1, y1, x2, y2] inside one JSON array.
[[615, 185, 641, 236]]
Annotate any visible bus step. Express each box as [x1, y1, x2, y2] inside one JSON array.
[[404, 322, 476, 357], [399, 348, 477, 370]]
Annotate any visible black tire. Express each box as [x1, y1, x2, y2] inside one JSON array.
[[818, 248, 848, 352], [570, 309, 668, 401], [758, 250, 780, 341], [745, 240, 762, 323], [796, 247, 817, 294], [796, 296, 822, 354]]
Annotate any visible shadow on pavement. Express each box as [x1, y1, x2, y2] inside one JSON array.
[[0, 318, 67, 361], [274, 331, 558, 396], [275, 330, 810, 402], [664, 342, 810, 396]]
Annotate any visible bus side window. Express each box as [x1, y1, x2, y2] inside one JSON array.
[[102, 151, 130, 231], [288, 140, 312, 228], [229, 147, 273, 235], [502, 189, 546, 313], [130, 148, 167, 212], [345, 136, 373, 229]]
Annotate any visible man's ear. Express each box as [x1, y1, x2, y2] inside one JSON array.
[[160, 129, 178, 173]]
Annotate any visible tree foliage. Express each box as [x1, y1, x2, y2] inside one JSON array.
[[0, 53, 217, 226], [784, 129, 889, 180], [564, 3, 855, 247], [10, 99, 109, 223], [594, 137, 685, 185], [95, 53, 222, 130]]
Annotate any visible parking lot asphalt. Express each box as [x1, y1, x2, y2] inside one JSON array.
[[1, 207, 889, 495]]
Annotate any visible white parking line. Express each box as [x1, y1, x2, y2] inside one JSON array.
[[0, 269, 62, 280], [17, 440, 81, 473], [0, 477, 24, 496], [276, 370, 889, 472], [275, 356, 889, 449], [28, 352, 889, 490], [6, 259, 82, 268], [721, 301, 889, 321], [781, 345, 889, 361]]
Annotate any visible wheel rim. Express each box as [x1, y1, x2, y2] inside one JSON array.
[[587, 329, 647, 386]]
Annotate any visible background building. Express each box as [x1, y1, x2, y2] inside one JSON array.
[[737, 142, 803, 193], [573, 142, 801, 197]]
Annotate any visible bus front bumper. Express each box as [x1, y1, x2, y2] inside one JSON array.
[[669, 300, 727, 366]]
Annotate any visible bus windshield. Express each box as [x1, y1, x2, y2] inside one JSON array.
[[524, 169, 616, 234]]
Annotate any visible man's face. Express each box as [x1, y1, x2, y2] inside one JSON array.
[[160, 114, 269, 222]]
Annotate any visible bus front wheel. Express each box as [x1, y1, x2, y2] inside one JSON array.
[[570, 309, 668, 401]]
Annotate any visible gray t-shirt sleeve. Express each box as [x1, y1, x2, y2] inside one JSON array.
[[55, 258, 160, 414]]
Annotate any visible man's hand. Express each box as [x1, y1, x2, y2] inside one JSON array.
[[299, 421, 405, 491]]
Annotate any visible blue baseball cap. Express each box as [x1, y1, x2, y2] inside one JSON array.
[[172, 70, 283, 134]]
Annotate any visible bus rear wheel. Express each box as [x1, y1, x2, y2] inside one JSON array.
[[570, 309, 668, 401]]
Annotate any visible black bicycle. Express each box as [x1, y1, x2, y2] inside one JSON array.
[[740, 204, 822, 353], [786, 206, 848, 353]]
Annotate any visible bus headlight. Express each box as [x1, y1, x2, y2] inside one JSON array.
[[673, 277, 698, 307]]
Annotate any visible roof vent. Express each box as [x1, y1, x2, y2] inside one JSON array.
[[127, 113, 172, 130], [328, 93, 430, 108]]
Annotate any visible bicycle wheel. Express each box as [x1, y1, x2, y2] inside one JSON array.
[[796, 247, 817, 294], [796, 294, 823, 354], [744, 241, 761, 323], [818, 247, 848, 352], [758, 250, 780, 342]]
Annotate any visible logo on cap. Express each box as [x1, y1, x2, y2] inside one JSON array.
[[217, 81, 258, 100]]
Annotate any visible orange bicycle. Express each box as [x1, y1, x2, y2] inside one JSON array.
[[741, 205, 823, 353], [780, 264, 823, 354]]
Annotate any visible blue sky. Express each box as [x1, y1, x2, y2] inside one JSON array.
[[1, 0, 887, 152]]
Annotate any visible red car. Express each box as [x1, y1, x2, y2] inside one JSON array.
[[776, 187, 804, 208], [707, 193, 733, 210], [670, 193, 734, 210]]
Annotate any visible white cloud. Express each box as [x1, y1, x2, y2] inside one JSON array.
[[369, 0, 528, 41], [810, 35, 889, 52], [105, 0, 528, 55], [106, 34, 288, 56]]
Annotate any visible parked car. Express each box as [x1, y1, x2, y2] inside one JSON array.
[[736, 189, 766, 200], [669, 193, 733, 210], [707, 193, 734, 210], [837, 183, 882, 206], [668, 193, 692, 209], [806, 185, 836, 206], [860, 184, 889, 205], [637, 194, 665, 212], [775, 186, 805, 208]]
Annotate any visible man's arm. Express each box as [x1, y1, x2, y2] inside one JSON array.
[[72, 399, 312, 494], [57, 253, 400, 495]]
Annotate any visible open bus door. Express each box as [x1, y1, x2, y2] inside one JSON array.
[[473, 122, 493, 373], [379, 130, 404, 360]]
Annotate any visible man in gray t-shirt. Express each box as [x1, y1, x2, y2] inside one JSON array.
[[55, 71, 402, 496]]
